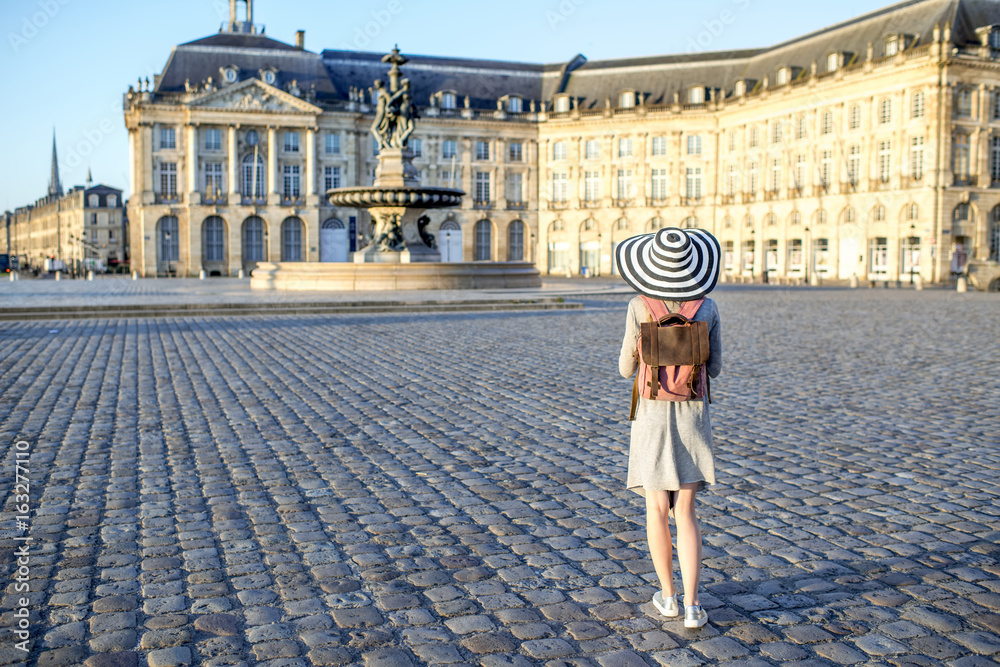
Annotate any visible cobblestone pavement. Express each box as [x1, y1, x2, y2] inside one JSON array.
[[1, 288, 998, 667]]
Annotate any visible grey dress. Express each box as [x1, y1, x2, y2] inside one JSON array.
[[618, 296, 723, 497]]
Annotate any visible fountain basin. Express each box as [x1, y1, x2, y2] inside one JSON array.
[[328, 186, 464, 209], [250, 261, 542, 291]]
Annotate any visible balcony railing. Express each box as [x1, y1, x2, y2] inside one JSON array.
[[613, 198, 635, 208], [506, 200, 527, 210], [683, 196, 703, 206], [742, 192, 758, 203], [764, 190, 779, 201], [789, 187, 803, 199], [647, 197, 669, 207], [547, 200, 569, 210], [473, 199, 493, 210], [581, 199, 601, 208], [203, 194, 228, 205], [281, 195, 305, 206], [242, 195, 267, 205], [154, 193, 181, 205], [720, 194, 735, 205], [813, 184, 829, 196]]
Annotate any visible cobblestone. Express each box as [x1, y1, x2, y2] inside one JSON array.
[[2, 289, 999, 665]]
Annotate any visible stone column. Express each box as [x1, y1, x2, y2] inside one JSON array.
[[141, 123, 154, 203], [228, 125, 239, 204], [187, 124, 200, 205], [267, 126, 279, 204], [306, 126, 317, 204]]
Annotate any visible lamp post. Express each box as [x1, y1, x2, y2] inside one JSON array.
[[597, 232, 603, 277], [530, 231, 536, 265], [804, 226, 810, 286], [909, 223, 916, 285], [164, 231, 172, 277], [750, 228, 756, 282]]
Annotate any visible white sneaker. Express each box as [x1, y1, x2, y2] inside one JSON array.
[[684, 604, 708, 628], [652, 591, 679, 617]]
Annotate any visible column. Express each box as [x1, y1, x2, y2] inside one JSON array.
[[228, 125, 238, 204], [267, 126, 279, 204], [187, 124, 199, 204], [141, 124, 154, 203], [306, 126, 317, 204]]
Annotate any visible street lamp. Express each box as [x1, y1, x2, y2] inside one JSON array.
[[597, 233, 603, 277], [909, 223, 916, 285], [164, 231, 172, 277], [750, 228, 756, 282], [804, 226, 810, 285]]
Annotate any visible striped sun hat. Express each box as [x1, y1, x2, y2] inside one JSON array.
[[615, 227, 721, 301]]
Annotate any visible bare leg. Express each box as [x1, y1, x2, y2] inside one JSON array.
[[644, 490, 675, 598], [673, 483, 702, 607]]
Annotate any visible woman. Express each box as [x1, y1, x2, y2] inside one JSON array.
[[615, 227, 723, 629]]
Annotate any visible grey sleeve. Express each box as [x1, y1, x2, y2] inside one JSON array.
[[619, 300, 640, 379], [706, 300, 723, 379]]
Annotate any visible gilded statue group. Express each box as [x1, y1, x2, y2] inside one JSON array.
[[371, 78, 416, 150]]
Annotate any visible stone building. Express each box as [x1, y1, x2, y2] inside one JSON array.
[[126, 0, 1000, 286], [2, 136, 127, 272]]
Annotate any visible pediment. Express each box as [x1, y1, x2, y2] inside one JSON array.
[[190, 80, 320, 114]]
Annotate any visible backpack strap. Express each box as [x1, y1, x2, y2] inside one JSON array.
[[629, 374, 639, 421]]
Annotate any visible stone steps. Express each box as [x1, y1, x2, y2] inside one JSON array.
[[0, 298, 582, 321]]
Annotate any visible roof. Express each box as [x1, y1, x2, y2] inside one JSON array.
[[150, 0, 1000, 110]]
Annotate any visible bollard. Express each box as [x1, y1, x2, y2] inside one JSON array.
[[132, 270, 138, 280], [915, 275, 923, 291], [957, 275, 967, 293], [199, 269, 206, 280], [238, 269, 245, 279], [55, 270, 61, 281], [849, 274, 859, 288], [810, 273, 819, 286], [8, 272, 14, 282], [87, 270, 94, 281]]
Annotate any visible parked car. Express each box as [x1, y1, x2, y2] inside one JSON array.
[[0, 254, 9, 273]]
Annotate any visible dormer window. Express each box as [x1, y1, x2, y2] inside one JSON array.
[[441, 92, 457, 109], [734, 81, 746, 96], [688, 87, 705, 105], [991, 27, 1000, 49], [108, 195, 117, 208], [507, 96, 523, 113], [885, 36, 900, 56], [221, 66, 239, 84], [555, 95, 570, 113], [776, 68, 791, 86], [88, 194, 99, 207], [827, 53, 840, 72], [619, 91, 636, 108], [259, 68, 277, 86]]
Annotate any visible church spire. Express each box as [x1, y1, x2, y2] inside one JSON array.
[[48, 129, 63, 198]]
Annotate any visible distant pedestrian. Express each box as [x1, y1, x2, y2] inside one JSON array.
[[615, 227, 723, 629]]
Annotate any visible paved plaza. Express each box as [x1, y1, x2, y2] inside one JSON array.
[[1, 286, 999, 667]]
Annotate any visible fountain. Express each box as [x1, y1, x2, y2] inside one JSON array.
[[251, 47, 541, 291]]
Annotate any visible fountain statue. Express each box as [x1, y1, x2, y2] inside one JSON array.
[[250, 47, 541, 291], [328, 47, 463, 263]]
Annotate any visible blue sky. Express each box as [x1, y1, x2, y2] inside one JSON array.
[[1, 0, 885, 210]]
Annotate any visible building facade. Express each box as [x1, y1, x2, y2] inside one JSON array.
[[126, 0, 1000, 286], [2, 138, 127, 272]]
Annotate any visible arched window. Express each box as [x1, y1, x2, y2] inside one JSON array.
[[873, 205, 886, 222], [765, 213, 777, 226], [282, 217, 303, 261], [108, 195, 117, 208], [907, 203, 919, 220], [817, 209, 827, 225], [617, 218, 628, 231], [649, 217, 662, 231], [551, 219, 565, 232], [242, 216, 266, 262], [88, 194, 100, 207], [791, 211, 801, 225], [744, 214, 754, 228], [723, 216, 733, 229], [508, 220, 524, 261], [682, 217, 697, 229], [474, 220, 491, 260], [203, 216, 225, 262], [157, 216, 179, 263], [322, 218, 345, 229], [242, 154, 265, 198], [845, 207, 856, 224], [582, 219, 595, 232], [508, 96, 523, 113], [441, 92, 457, 109]]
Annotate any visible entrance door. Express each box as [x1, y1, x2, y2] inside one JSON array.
[[320, 219, 348, 262], [839, 237, 858, 279], [440, 227, 463, 262]]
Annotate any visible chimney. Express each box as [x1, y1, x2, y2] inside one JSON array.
[[295, 30, 305, 49], [229, 0, 237, 30]]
